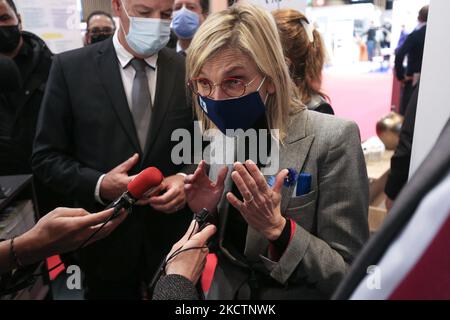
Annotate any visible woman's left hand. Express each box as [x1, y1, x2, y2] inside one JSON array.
[[226, 160, 289, 241]]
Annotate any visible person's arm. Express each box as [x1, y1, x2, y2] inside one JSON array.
[[385, 84, 419, 200], [0, 240, 15, 273], [152, 274, 200, 300], [0, 208, 126, 274], [394, 33, 415, 81], [259, 122, 370, 297], [32, 55, 103, 207], [152, 221, 216, 300]]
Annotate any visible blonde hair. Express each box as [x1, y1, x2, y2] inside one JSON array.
[[273, 9, 328, 104], [186, 3, 303, 142]]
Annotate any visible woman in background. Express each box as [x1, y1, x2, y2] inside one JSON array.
[[273, 9, 334, 115]]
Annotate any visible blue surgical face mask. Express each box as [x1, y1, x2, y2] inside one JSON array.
[[198, 77, 268, 135], [121, 1, 171, 56], [172, 6, 200, 39]]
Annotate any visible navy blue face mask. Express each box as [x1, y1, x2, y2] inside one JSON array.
[[198, 77, 268, 135]]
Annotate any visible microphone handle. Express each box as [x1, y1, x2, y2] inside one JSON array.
[[105, 192, 135, 218], [148, 210, 215, 297]]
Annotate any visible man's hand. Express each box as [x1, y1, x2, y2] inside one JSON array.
[[100, 153, 139, 202], [148, 174, 186, 213]]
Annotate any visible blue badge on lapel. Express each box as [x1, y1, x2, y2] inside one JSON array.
[[284, 168, 298, 187]]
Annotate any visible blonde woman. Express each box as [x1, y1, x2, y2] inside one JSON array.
[[176, 4, 369, 300]]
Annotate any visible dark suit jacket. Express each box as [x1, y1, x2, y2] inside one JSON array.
[[333, 117, 450, 299], [384, 84, 419, 200], [394, 25, 427, 81], [32, 39, 194, 298]]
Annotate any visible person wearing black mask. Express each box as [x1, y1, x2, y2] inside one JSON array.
[[0, 0, 68, 216], [84, 10, 116, 46], [183, 4, 369, 300]]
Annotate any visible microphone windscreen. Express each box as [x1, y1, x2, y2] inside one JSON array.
[[127, 167, 164, 199], [0, 56, 22, 93]]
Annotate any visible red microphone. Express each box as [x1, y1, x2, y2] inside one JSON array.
[[106, 167, 164, 215], [128, 167, 164, 199]]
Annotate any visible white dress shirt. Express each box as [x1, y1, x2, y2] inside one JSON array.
[[176, 41, 185, 55], [94, 31, 159, 204], [113, 30, 158, 107]]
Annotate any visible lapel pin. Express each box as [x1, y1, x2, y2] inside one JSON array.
[[284, 168, 298, 187]]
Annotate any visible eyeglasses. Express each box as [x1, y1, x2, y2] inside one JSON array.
[[188, 76, 259, 98], [88, 27, 115, 35]]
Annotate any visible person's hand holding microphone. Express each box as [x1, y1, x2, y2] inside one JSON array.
[[99, 154, 173, 211], [100, 153, 140, 202], [165, 219, 217, 284], [1, 207, 126, 274]]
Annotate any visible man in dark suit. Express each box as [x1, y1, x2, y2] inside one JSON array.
[[333, 117, 450, 299], [384, 83, 419, 210], [395, 5, 428, 115], [32, 0, 194, 299]]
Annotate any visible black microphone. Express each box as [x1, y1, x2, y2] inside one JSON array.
[[106, 167, 164, 216], [0, 56, 22, 93], [148, 208, 216, 297]]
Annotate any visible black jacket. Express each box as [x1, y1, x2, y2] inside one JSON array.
[[0, 31, 53, 176], [306, 95, 335, 115], [384, 84, 419, 199], [394, 25, 426, 81], [0, 32, 66, 214], [32, 39, 194, 298]]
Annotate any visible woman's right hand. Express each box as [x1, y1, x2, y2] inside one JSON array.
[[184, 160, 228, 214]]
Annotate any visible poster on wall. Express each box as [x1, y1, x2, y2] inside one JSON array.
[[242, 0, 307, 12], [15, 0, 83, 54]]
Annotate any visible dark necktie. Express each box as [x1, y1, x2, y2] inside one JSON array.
[[130, 58, 152, 151]]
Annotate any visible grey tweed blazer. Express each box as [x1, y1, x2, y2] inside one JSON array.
[[206, 109, 370, 300]]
